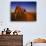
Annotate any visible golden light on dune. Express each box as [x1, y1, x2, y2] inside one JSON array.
[[32, 38, 46, 43]]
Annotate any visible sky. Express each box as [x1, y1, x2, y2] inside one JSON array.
[[11, 2, 36, 12], [0, 0, 46, 46]]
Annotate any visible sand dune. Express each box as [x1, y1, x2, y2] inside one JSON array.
[[32, 38, 46, 43]]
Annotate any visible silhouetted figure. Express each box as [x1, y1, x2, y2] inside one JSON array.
[[2, 31, 4, 35], [31, 42, 32, 46], [13, 30, 19, 35], [2, 29, 5, 35], [6, 28, 11, 35]]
